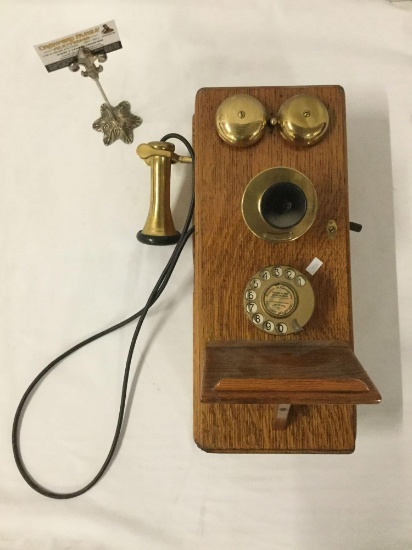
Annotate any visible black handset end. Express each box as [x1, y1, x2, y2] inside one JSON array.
[[136, 231, 181, 246]]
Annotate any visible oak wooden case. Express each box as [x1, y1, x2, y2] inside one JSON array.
[[192, 85, 380, 453]]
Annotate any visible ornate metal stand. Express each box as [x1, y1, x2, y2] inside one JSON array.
[[69, 47, 142, 145]]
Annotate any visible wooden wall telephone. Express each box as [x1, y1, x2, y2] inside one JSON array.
[[12, 85, 383, 500], [139, 85, 381, 454]]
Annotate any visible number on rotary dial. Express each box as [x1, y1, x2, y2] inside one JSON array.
[[243, 264, 314, 336]]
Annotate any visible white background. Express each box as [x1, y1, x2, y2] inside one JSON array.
[[1, 1, 411, 548]]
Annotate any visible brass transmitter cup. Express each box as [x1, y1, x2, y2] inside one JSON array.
[[136, 141, 192, 245]]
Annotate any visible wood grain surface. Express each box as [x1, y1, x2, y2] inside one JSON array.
[[202, 341, 381, 405], [193, 85, 364, 453]]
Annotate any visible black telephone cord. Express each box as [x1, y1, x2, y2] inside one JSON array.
[[12, 134, 194, 499]]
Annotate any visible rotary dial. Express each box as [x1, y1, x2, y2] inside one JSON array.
[[244, 265, 315, 335]]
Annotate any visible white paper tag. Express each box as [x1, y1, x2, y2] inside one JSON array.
[[34, 20, 122, 73], [306, 257, 323, 276]]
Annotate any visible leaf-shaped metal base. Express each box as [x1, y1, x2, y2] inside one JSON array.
[[92, 101, 142, 146]]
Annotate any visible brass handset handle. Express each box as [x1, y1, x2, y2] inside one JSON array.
[[137, 142, 192, 164], [136, 141, 193, 245]]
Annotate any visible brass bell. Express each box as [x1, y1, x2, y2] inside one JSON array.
[[215, 93, 329, 147], [215, 94, 267, 147], [136, 141, 192, 245], [276, 94, 329, 146]]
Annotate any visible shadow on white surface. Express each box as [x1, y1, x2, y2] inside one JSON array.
[[348, 109, 402, 430]]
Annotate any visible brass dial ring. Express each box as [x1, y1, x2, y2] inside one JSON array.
[[244, 265, 315, 335]]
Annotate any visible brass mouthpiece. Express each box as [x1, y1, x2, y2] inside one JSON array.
[[136, 141, 192, 245]]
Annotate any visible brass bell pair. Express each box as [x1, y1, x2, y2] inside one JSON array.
[[215, 93, 329, 147]]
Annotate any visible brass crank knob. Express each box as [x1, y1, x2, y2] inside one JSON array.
[[277, 94, 329, 146], [215, 94, 267, 147]]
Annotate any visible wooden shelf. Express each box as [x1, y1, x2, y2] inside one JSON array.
[[202, 341, 381, 405]]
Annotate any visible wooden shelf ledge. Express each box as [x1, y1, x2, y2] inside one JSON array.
[[201, 341, 381, 405]]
